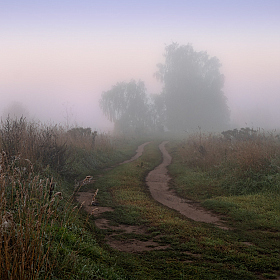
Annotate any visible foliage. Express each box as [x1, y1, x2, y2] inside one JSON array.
[[149, 93, 166, 133], [155, 42, 230, 132], [0, 117, 127, 179], [99, 43, 230, 134], [0, 117, 68, 174], [93, 140, 280, 279], [100, 79, 152, 134], [0, 118, 140, 279], [0, 152, 76, 279], [2, 114, 280, 279], [175, 130, 280, 194], [222, 127, 259, 141]]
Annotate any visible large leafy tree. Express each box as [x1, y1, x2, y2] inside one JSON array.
[[155, 43, 230, 132], [99, 80, 151, 133]]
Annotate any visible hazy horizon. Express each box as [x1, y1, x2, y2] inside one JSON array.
[[1, 1, 279, 131]]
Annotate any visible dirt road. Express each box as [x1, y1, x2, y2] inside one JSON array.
[[146, 141, 226, 228], [77, 141, 226, 228], [75, 141, 228, 252]]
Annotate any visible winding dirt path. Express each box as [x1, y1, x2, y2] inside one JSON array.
[[76, 141, 151, 210], [76, 140, 227, 253], [119, 142, 151, 165], [76, 141, 170, 252], [146, 141, 227, 228]]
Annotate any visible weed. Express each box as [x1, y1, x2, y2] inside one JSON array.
[[172, 130, 280, 195], [0, 152, 80, 279], [91, 136, 280, 279]]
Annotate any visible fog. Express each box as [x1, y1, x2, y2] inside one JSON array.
[[1, 1, 279, 132]]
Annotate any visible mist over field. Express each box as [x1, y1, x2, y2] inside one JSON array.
[[1, 3, 280, 278], [1, 1, 279, 132]]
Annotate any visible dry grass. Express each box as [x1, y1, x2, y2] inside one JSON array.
[[0, 118, 68, 173], [178, 130, 280, 175], [177, 133, 229, 170], [0, 117, 153, 279], [176, 130, 280, 195], [0, 117, 121, 175], [0, 150, 84, 280]]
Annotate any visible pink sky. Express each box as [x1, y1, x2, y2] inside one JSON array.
[[0, 1, 279, 130]]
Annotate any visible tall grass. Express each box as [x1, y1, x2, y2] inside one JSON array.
[[0, 117, 124, 177], [0, 117, 129, 279], [0, 117, 69, 174], [177, 129, 280, 194], [0, 151, 81, 279]]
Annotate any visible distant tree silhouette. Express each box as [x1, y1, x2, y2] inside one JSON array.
[[99, 80, 151, 134], [149, 93, 166, 133], [155, 43, 230, 132]]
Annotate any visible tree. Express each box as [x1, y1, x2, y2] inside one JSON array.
[[149, 93, 166, 133], [155, 43, 230, 132], [99, 80, 151, 134]]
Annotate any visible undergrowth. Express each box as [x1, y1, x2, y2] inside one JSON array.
[[2, 117, 279, 279], [0, 151, 79, 279], [0, 117, 140, 279], [93, 139, 280, 279], [175, 128, 280, 195]]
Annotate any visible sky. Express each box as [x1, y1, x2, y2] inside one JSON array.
[[0, 0, 280, 131]]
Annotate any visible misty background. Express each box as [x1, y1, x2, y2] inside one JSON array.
[[1, 1, 280, 131]]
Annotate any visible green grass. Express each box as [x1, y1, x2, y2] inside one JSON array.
[[0, 118, 147, 279], [2, 120, 280, 279], [204, 193, 280, 232], [88, 140, 280, 279]]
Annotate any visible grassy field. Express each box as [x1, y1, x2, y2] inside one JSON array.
[[1, 119, 279, 279], [0, 117, 146, 279], [89, 138, 280, 280]]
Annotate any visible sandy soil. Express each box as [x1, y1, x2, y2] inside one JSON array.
[[105, 237, 169, 252]]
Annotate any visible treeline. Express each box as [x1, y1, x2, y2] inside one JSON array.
[[100, 43, 230, 134]]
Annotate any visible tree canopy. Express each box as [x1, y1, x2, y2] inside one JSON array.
[[100, 43, 230, 134], [155, 43, 230, 132], [99, 80, 151, 133]]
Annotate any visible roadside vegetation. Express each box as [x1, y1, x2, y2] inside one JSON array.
[[0, 117, 145, 279], [89, 131, 280, 280], [166, 128, 280, 279], [1, 118, 279, 279]]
